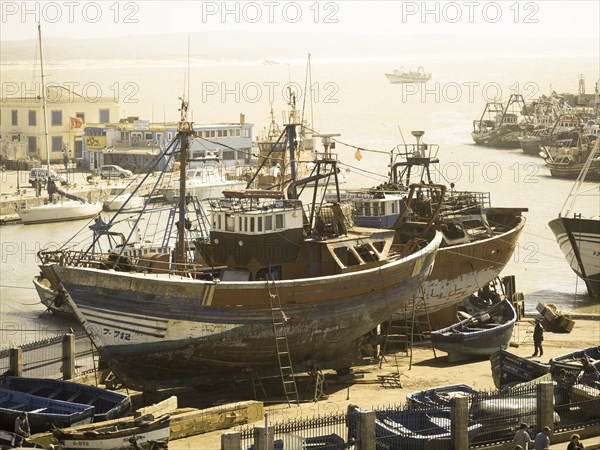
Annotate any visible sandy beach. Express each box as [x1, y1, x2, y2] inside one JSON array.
[[167, 316, 599, 449]]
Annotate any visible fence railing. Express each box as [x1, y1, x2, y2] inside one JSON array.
[[231, 380, 599, 450], [1, 330, 96, 380]]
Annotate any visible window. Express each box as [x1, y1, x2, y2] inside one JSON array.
[[250, 217, 255, 232], [167, 132, 173, 140], [28, 136, 37, 154], [145, 132, 153, 140], [210, 130, 216, 138], [51, 136, 63, 152], [51, 110, 62, 126], [76, 112, 85, 123], [223, 150, 235, 160], [11, 110, 18, 125], [225, 214, 235, 232], [275, 214, 284, 229], [99, 109, 110, 123], [217, 130, 223, 138], [265, 216, 273, 231], [28, 110, 36, 126], [257, 217, 263, 232], [235, 129, 241, 137]]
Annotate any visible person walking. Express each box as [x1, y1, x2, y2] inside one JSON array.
[[513, 423, 532, 449], [534, 426, 551, 450], [532, 319, 544, 357], [567, 433, 584, 450]]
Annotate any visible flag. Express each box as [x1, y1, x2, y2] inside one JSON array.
[[70, 116, 84, 129], [354, 148, 363, 161]]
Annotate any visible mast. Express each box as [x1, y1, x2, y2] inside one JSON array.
[[37, 24, 50, 176], [176, 98, 192, 265]]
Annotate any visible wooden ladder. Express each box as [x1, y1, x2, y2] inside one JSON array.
[[267, 275, 299, 406]]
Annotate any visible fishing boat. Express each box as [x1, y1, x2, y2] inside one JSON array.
[[548, 141, 600, 299], [1, 377, 130, 423], [348, 405, 481, 449], [103, 186, 145, 211], [535, 303, 575, 333], [53, 414, 170, 450], [335, 132, 527, 327], [517, 102, 573, 155], [0, 388, 94, 434], [0, 429, 43, 448], [385, 66, 432, 84], [490, 349, 551, 389], [406, 384, 477, 408], [41, 101, 442, 392], [471, 95, 529, 148], [541, 131, 600, 180], [550, 346, 600, 380], [15, 25, 102, 225], [430, 299, 517, 362]]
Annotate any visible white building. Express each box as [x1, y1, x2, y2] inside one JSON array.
[[0, 85, 119, 164]]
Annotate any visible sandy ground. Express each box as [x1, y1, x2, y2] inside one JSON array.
[[168, 317, 600, 450]]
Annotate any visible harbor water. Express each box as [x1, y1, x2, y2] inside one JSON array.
[[1, 55, 599, 347]]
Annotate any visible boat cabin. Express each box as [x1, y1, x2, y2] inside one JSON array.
[[203, 190, 398, 282]]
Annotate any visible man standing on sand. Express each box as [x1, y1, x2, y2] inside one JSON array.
[[534, 426, 551, 450], [513, 423, 532, 449], [532, 319, 544, 357]]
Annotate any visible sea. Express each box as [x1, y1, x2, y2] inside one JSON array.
[[1, 54, 599, 347]]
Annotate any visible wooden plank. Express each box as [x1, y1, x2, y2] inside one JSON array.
[[134, 395, 178, 418], [169, 401, 264, 440]]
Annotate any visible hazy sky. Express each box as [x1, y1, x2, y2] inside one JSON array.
[[1, 1, 599, 41]]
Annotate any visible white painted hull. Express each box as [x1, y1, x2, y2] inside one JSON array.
[[17, 201, 102, 224], [160, 180, 246, 202], [385, 73, 432, 83], [104, 194, 145, 211], [549, 217, 600, 298], [59, 425, 169, 449]]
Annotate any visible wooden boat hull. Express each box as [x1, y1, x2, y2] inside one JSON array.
[[549, 217, 600, 299], [48, 234, 440, 391], [0, 388, 95, 434], [54, 414, 170, 450], [17, 201, 102, 224], [471, 125, 522, 148], [431, 300, 516, 362], [33, 275, 72, 316], [518, 136, 542, 155], [490, 349, 551, 389], [550, 346, 600, 379], [546, 160, 600, 180], [418, 211, 526, 327], [349, 405, 481, 449], [0, 429, 43, 448], [406, 384, 477, 408], [2, 377, 131, 423]]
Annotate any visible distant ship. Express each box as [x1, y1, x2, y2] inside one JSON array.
[[385, 66, 432, 84]]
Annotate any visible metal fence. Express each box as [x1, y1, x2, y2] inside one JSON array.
[[470, 384, 539, 447], [0, 330, 96, 380], [240, 412, 349, 449], [237, 379, 599, 450]]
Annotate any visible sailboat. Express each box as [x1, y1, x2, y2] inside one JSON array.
[[548, 141, 600, 299], [16, 25, 102, 225], [40, 98, 442, 391]]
